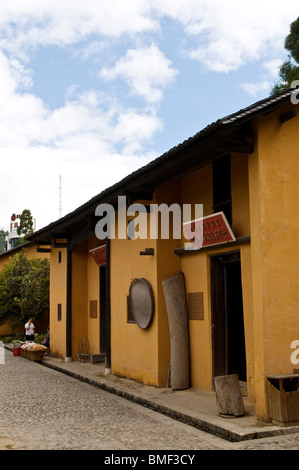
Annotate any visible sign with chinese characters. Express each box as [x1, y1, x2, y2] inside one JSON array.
[[183, 211, 236, 249], [89, 245, 106, 266], [10, 213, 21, 232]]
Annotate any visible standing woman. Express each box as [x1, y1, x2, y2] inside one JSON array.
[[25, 318, 35, 342]]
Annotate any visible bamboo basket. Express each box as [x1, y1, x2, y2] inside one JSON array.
[[20, 348, 27, 358], [27, 350, 45, 362], [20, 346, 46, 361]]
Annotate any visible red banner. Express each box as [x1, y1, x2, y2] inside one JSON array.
[[89, 245, 106, 265], [183, 211, 236, 249]]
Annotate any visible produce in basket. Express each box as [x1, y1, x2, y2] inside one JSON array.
[[20, 342, 47, 351]]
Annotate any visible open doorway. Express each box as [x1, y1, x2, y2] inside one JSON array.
[[211, 251, 246, 384]]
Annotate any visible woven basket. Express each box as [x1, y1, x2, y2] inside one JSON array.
[[27, 350, 45, 361], [20, 348, 28, 358]]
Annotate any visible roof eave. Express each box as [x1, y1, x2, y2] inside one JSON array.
[[27, 89, 294, 242]]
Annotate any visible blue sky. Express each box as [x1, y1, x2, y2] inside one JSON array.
[[1, 0, 298, 232]]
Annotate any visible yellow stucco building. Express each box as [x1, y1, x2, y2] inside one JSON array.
[[28, 89, 299, 422]]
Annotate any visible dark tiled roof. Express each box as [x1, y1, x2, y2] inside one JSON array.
[[0, 241, 31, 258], [28, 88, 294, 240], [221, 89, 292, 124]]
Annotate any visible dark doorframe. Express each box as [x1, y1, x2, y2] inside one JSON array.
[[66, 244, 72, 359], [105, 237, 111, 370], [211, 251, 247, 383], [99, 264, 106, 354]]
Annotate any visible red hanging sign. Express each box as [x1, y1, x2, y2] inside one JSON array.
[[183, 211, 236, 249], [89, 245, 106, 266]]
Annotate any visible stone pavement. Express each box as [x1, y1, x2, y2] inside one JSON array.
[[39, 354, 299, 443], [4, 344, 299, 446]]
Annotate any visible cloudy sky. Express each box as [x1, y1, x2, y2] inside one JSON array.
[[1, 0, 298, 232]]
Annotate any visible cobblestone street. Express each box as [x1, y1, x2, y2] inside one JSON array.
[[0, 351, 231, 451], [1, 350, 299, 452]]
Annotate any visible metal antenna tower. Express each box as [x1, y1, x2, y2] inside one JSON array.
[[59, 174, 62, 218]]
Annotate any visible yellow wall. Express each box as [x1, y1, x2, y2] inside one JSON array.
[[0, 243, 49, 271], [86, 238, 101, 354], [30, 100, 299, 421], [109, 157, 254, 393], [181, 252, 212, 390], [73, 238, 108, 360], [110, 181, 181, 386], [155, 181, 182, 385], [179, 159, 254, 398], [231, 153, 251, 237], [0, 324, 15, 336], [110, 228, 159, 384], [49, 237, 106, 361], [71, 243, 88, 359], [248, 103, 299, 420], [180, 165, 213, 388], [49, 246, 67, 358]]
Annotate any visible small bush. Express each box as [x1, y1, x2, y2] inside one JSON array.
[[0, 335, 25, 344], [0, 333, 46, 344], [34, 333, 46, 344]]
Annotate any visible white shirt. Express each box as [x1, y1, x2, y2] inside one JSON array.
[[25, 322, 35, 336]]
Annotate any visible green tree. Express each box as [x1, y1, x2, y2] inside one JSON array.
[[17, 209, 34, 237], [0, 229, 8, 252], [0, 251, 49, 330], [272, 17, 299, 93]]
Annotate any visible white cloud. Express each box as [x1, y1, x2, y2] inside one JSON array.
[[0, 51, 48, 147], [0, 47, 162, 150], [100, 45, 178, 104], [0, 1, 159, 58], [240, 81, 272, 98], [0, 47, 161, 230], [71, 40, 108, 61], [151, 0, 299, 72], [1, 0, 299, 232], [0, 1, 298, 72], [263, 59, 282, 79], [240, 60, 284, 98]]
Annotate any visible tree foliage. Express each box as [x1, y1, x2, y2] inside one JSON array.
[[0, 229, 8, 252], [0, 251, 50, 330], [17, 209, 34, 237], [272, 17, 299, 93]]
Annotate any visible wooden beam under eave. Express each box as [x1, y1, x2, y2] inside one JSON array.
[[214, 140, 254, 154], [36, 241, 51, 253], [279, 108, 297, 124]]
